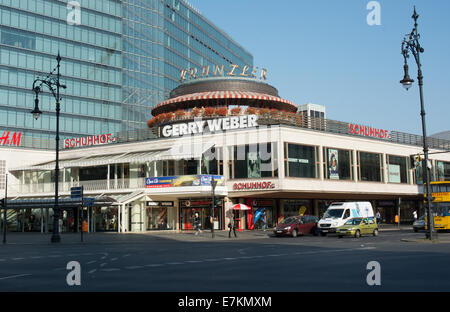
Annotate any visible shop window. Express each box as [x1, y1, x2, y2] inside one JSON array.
[[232, 143, 275, 179], [387, 155, 408, 183], [324, 147, 352, 180], [284, 143, 317, 178], [436, 161, 450, 181], [358, 151, 382, 182], [201, 147, 222, 175]]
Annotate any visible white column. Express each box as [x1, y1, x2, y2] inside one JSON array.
[[113, 164, 117, 189], [353, 150, 358, 182], [318, 145, 324, 180], [118, 204, 121, 233], [107, 164, 110, 190]]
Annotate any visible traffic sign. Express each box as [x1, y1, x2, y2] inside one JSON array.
[[83, 197, 95, 207], [71, 186, 83, 199]]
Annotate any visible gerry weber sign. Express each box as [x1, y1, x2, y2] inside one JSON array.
[[161, 115, 258, 138]]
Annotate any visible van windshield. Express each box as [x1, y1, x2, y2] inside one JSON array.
[[323, 209, 344, 219]]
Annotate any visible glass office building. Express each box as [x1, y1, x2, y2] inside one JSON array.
[[0, 0, 253, 145]]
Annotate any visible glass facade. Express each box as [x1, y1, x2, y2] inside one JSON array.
[[358, 151, 382, 182], [0, 0, 253, 145], [230, 143, 277, 179], [323, 147, 352, 180], [284, 143, 317, 178]]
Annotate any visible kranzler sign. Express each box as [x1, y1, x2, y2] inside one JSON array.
[[161, 115, 258, 138]]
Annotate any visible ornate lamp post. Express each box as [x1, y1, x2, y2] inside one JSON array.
[[31, 53, 66, 243], [400, 8, 435, 240]]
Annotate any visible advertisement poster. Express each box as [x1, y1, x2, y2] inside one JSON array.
[[247, 151, 261, 178], [389, 164, 401, 183], [438, 161, 445, 181], [328, 149, 339, 180], [145, 175, 224, 188]]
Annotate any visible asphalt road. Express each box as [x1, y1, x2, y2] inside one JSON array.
[[0, 229, 449, 292]]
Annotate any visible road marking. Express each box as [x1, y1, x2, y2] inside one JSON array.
[[88, 269, 97, 274], [31, 256, 43, 259], [12, 258, 24, 260], [223, 258, 237, 260], [167, 262, 183, 265], [110, 258, 118, 261], [185, 260, 202, 263], [204, 259, 220, 262], [48, 255, 62, 258], [101, 268, 120, 272], [123, 254, 131, 257], [125, 266, 144, 270], [100, 263, 107, 267], [144, 264, 163, 267], [0, 274, 31, 280], [86, 260, 97, 265]]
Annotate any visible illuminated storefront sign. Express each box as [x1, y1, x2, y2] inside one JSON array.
[[0, 131, 22, 147], [161, 115, 258, 138], [180, 64, 267, 82], [349, 124, 391, 139], [232, 181, 275, 191], [64, 134, 116, 149], [146, 175, 225, 188]]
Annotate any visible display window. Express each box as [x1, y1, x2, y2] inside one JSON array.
[[284, 143, 318, 178], [323, 147, 352, 180]]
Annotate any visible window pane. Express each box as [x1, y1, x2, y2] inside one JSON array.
[[326, 148, 351, 180], [286, 143, 316, 178], [359, 152, 381, 182]]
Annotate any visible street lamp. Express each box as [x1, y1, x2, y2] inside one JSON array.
[[211, 178, 217, 239], [31, 53, 66, 243], [400, 7, 436, 240]]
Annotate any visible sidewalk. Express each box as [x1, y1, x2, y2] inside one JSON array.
[[0, 229, 272, 245]]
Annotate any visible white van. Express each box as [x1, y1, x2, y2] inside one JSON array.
[[317, 202, 374, 236]]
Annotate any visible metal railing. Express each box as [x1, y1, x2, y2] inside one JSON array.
[[7, 114, 450, 151], [9, 178, 147, 195]]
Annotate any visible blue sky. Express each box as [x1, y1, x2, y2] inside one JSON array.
[[188, 0, 450, 136]]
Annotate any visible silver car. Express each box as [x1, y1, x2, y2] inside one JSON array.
[[413, 215, 425, 232]]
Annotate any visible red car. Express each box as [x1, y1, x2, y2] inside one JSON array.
[[273, 215, 319, 237]]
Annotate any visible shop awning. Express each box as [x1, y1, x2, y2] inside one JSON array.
[[10, 142, 215, 171], [155, 91, 297, 108]]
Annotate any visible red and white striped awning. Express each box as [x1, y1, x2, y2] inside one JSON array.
[[155, 91, 297, 109]]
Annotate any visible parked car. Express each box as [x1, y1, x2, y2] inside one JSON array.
[[336, 217, 378, 238], [273, 215, 319, 237], [413, 215, 425, 232]]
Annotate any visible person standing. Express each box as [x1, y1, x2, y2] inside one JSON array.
[[262, 210, 267, 232], [228, 215, 237, 238], [376, 210, 381, 225], [413, 210, 418, 221]]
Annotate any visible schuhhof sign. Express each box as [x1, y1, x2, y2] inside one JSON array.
[[349, 124, 391, 140], [64, 134, 116, 149], [233, 181, 275, 191]]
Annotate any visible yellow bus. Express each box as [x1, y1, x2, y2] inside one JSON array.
[[425, 181, 450, 231]]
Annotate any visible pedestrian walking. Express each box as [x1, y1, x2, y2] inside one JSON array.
[[193, 212, 202, 235], [413, 210, 417, 221], [376, 210, 381, 225], [262, 210, 267, 232]]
